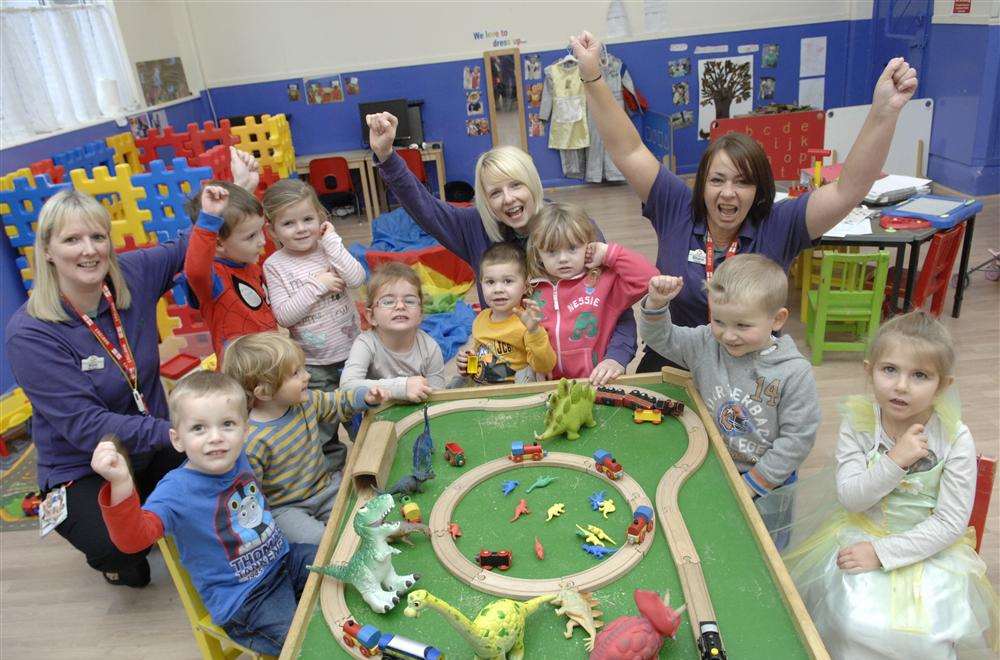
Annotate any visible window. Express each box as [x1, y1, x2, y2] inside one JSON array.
[[0, 0, 141, 146]]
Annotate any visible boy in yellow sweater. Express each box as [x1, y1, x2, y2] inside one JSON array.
[[456, 243, 556, 384]]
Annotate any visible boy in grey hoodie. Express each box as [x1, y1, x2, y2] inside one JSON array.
[[638, 254, 819, 508]]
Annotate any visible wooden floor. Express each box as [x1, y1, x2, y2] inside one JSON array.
[[2, 181, 996, 659]]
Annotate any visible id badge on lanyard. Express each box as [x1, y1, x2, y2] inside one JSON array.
[[66, 285, 148, 415]]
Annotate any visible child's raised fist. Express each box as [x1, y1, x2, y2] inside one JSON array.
[[91, 435, 132, 487], [646, 275, 684, 308], [200, 185, 230, 217]]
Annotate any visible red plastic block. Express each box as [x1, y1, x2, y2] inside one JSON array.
[[160, 353, 202, 380]]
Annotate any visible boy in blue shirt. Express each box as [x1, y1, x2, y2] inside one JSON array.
[[92, 370, 315, 655]]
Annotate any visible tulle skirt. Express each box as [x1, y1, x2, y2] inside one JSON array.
[[783, 511, 998, 660]]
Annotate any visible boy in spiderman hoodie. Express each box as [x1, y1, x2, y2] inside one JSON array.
[[185, 183, 277, 360]]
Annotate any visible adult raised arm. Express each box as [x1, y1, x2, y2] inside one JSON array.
[[571, 30, 661, 203], [804, 58, 918, 239]]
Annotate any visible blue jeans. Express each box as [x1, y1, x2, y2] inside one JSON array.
[[221, 542, 317, 655], [752, 471, 798, 552]]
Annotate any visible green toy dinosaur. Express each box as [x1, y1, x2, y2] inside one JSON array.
[[404, 588, 554, 659], [307, 494, 418, 613], [534, 378, 597, 441]]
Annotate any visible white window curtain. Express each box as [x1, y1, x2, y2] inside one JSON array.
[[1, 0, 141, 145]]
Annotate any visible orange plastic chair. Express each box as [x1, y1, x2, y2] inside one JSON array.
[[970, 455, 995, 554], [884, 223, 966, 317]]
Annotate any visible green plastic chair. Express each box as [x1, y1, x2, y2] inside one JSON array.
[[806, 250, 890, 365]]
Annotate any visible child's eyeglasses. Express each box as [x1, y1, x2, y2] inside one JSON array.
[[374, 295, 422, 309]]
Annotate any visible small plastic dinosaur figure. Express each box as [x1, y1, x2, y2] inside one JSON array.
[[525, 475, 557, 493], [589, 490, 607, 511], [387, 520, 430, 546], [510, 499, 531, 522], [551, 586, 604, 651], [448, 522, 462, 539], [598, 499, 616, 519], [581, 543, 617, 559], [534, 536, 545, 560], [575, 524, 604, 547], [381, 469, 434, 497], [501, 480, 519, 496], [546, 502, 565, 521], [586, 524, 617, 546]]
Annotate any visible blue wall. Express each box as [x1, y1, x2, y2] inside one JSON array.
[[207, 21, 863, 187], [922, 23, 999, 195]]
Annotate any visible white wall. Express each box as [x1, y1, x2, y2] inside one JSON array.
[[163, 0, 867, 87], [113, 0, 204, 92]]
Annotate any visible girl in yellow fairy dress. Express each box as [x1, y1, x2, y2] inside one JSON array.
[[783, 311, 996, 659]]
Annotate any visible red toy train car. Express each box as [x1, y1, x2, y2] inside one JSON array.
[[595, 386, 685, 416], [476, 549, 512, 571], [509, 441, 546, 463], [626, 505, 655, 544], [444, 442, 466, 467], [593, 449, 623, 480]]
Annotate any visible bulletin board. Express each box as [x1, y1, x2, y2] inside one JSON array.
[[710, 110, 826, 180], [825, 97, 933, 177]]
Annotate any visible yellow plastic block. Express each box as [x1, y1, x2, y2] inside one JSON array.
[[156, 298, 181, 341], [69, 164, 152, 249], [17, 246, 35, 290], [0, 388, 32, 435], [0, 168, 36, 217], [106, 132, 144, 173]]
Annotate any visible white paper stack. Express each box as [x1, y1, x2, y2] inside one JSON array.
[[864, 174, 932, 205]]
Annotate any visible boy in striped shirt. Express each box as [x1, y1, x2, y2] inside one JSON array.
[[223, 332, 387, 544]]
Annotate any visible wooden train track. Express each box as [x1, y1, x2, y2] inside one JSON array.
[[318, 386, 722, 657]]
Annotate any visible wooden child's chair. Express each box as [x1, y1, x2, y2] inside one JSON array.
[[157, 536, 273, 660], [806, 250, 889, 365]]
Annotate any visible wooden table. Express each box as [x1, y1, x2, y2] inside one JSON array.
[[295, 149, 376, 222], [818, 213, 977, 317]]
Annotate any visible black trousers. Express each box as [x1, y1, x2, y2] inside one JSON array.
[[52, 445, 184, 575], [636, 346, 683, 373]]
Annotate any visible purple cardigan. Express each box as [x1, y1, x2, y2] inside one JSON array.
[[374, 152, 638, 368], [643, 165, 813, 328], [6, 235, 188, 490]]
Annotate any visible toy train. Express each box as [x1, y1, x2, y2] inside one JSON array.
[[593, 449, 623, 480], [443, 442, 465, 467], [341, 618, 444, 659], [697, 620, 726, 659], [626, 505, 654, 544], [595, 386, 685, 416], [476, 549, 512, 571], [509, 441, 547, 463]]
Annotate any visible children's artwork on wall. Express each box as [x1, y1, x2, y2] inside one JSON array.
[[527, 82, 543, 108], [305, 75, 344, 104], [672, 81, 690, 106], [464, 65, 483, 90], [346, 77, 360, 95], [668, 57, 690, 78], [466, 118, 489, 136], [762, 44, 780, 68], [150, 109, 168, 131], [800, 36, 827, 77], [466, 91, 483, 116], [760, 77, 776, 100], [135, 57, 191, 107], [669, 110, 694, 128], [528, 113, 544, 137], [698, 54, 753, 139], [127, 112, 151, 139], [287, 83, 301, 102], [524, 54, 542, 80]]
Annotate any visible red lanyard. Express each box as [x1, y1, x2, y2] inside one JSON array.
[[65, 285, 147, 415], [704, 233, 739, 282]]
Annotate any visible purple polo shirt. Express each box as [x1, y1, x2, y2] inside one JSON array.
[[6, 235, 187, 490], [643, 166, 813, 327]]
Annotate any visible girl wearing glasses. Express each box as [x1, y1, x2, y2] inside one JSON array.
[[340, 262, 445, 402]]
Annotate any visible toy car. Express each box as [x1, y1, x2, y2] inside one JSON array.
[[509, 441, 546, 462], [633, 408, 663, 424], [444, 442, 466, 467], [465, 352, 481, 376], [593, 449, 623, 480], [401, 501, 422, 523], [20, 492, 41, 517], [341, 619, 381, 656], [476, 549, 512, 571]]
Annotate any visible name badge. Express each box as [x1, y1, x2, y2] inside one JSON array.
[[688, 249, 707, 265], [81, 355, 105, 372]]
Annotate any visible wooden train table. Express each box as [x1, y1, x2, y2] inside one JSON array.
[[282, 371, 827, 659]]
